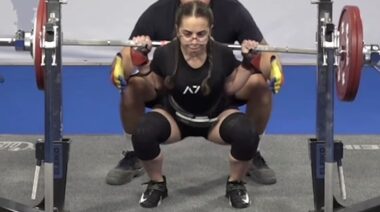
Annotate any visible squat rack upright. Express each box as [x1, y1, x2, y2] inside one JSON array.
[[310, 1, 380, 212], [0, 0, 70, 212]]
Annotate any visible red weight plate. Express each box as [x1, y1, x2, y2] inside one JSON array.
[[336, 6, 364, 101], [33, 0, 46, 90]]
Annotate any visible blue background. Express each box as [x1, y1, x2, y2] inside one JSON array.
[[0, 65, 379, 135]]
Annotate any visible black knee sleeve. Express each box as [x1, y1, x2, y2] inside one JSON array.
[[219, 113, 259, 161], [131, 112, 171, 160]]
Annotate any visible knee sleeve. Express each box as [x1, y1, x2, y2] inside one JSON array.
[[219, 113, 260, 161], [131, 112, 171, 160]]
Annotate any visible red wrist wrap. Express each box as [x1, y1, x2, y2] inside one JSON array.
[[130, 48, 149, 66]]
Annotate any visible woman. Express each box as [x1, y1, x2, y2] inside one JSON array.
[[129, 1, 260, 209]]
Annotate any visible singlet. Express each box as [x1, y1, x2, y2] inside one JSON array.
[[129, 0, 263, 44], [150, 40, 240, 118]]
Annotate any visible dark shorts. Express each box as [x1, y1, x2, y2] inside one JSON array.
[[153, 95, 239, 139], [176, 120, 211, 139], [170, 105, 238, 139]]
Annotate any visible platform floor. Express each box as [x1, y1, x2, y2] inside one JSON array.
[[1, 135, 380, 212]]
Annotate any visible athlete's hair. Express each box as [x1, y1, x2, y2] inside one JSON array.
[[164, 1, 214, 95]]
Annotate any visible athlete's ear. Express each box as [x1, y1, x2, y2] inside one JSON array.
[[209, 25, 214, 38]]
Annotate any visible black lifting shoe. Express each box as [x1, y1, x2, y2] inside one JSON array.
[[225, 178, 251, 209], [105, 151, 144, 185], [139, 176, 168, 208], [246, 151, 277, 185]]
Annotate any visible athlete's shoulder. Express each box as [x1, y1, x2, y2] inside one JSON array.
[[148, 0, 178, 10], [212, 0, 246, 11]]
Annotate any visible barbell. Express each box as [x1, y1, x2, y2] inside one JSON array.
[[0, 1, 379, 101]]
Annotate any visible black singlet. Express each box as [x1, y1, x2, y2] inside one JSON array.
[[150, 40, 240, 118]]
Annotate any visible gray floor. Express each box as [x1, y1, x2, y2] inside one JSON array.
[[0, 135, 379, 212]]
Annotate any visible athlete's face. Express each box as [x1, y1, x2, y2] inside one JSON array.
[[180, 0, 211, 5], [177, 16, 211, 54]]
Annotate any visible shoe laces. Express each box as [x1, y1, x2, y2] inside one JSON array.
[[227, 181, 247, 197], [253, 152, 269, 169], [142, 180, 166, 192]]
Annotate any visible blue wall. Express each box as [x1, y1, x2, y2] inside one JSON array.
[[0, 65, 379, 135]]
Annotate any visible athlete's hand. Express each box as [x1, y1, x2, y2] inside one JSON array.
[[241, 40, 260, 71], [130, 36, 152, 66]]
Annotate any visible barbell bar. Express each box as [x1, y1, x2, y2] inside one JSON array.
[[0, 35, 319, 55], [62, 39, 320, 55]]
